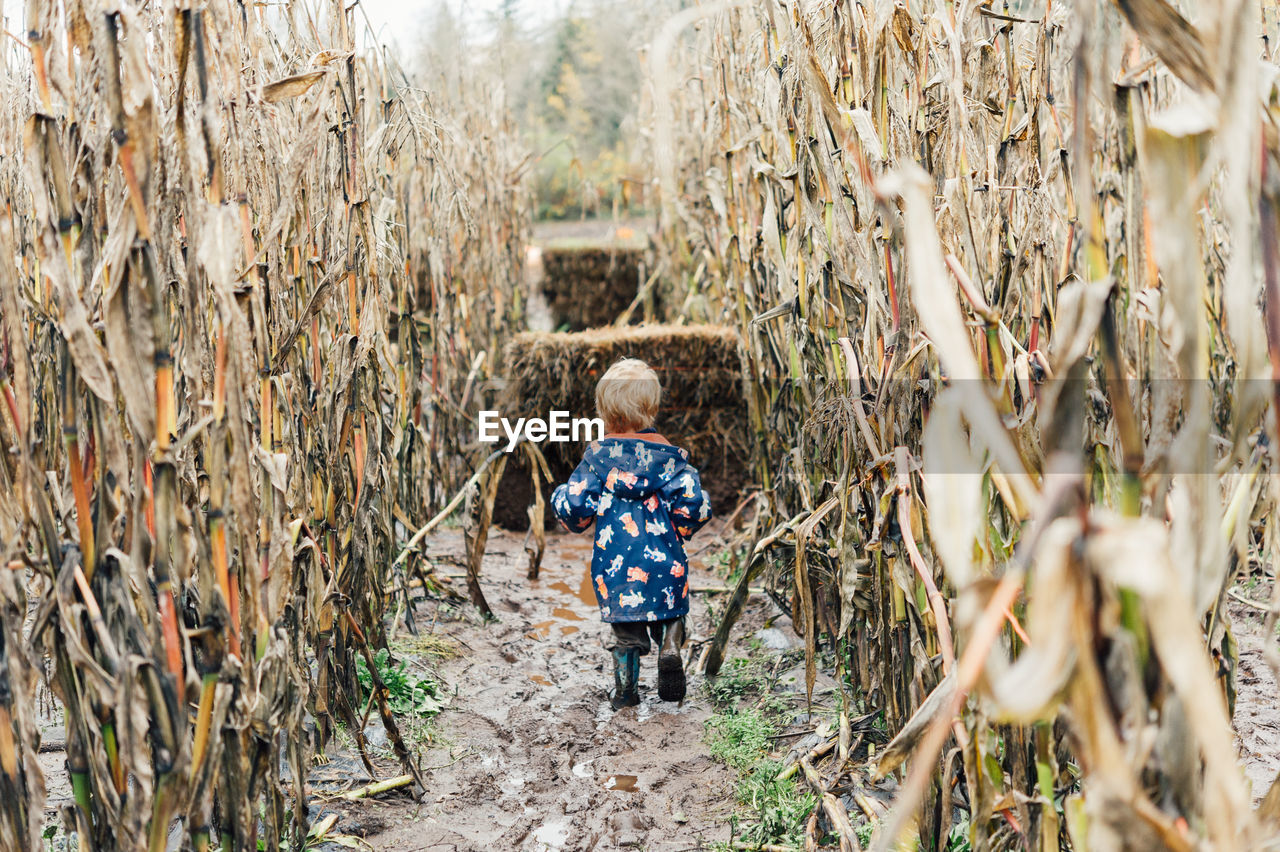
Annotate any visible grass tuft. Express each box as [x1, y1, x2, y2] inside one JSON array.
[[704, 656, 814, 849], [705, 708, 776, 772]]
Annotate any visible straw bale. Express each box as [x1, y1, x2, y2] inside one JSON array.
[[493, 325, 751, 529]]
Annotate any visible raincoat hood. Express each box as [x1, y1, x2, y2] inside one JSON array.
[[583, 437, 690, 500]]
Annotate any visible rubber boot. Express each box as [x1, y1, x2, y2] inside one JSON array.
[[657, 618, 686, 702], [611, 648, 640, 710]]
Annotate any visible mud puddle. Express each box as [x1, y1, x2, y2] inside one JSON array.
[[601, 774, 639, 792]]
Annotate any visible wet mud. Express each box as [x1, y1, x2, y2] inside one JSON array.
[[356, 525, 741, 851]]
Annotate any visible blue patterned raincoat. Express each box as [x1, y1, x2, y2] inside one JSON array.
[[552, 433, 712, 622]]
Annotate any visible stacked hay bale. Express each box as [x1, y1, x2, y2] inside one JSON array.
[[493, 325, 750, 529], [539, 245, 650, 330]]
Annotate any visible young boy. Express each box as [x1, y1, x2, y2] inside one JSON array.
[[551, 359, 712, 709]]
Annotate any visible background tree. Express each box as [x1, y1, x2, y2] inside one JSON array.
[[409, 0, 669, 220]]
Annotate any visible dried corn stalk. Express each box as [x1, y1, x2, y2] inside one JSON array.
[[651, 0, 1280, 848], [0, 1, 527, 850]]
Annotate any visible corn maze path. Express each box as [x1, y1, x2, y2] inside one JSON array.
[[346, 523, 755, 851]]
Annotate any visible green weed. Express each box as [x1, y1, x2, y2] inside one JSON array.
[[706, 656, 771, 710], [705, 708, 776, 772], [947, 817, 973, 851], [730, 759, 816, 848], [705, 701, 815, 848], [356, 648, 443, 717], [42, 824, 66, 852], [705, 548, 734, 576]]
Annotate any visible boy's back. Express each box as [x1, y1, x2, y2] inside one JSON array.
[[552, 431, 711, 622]]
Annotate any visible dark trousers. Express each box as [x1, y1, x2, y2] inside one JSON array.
[[610, 616, 684, 655]]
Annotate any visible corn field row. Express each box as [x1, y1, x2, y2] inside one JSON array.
[[651, 0, 1280, 849], [0, 1, 526, 850]]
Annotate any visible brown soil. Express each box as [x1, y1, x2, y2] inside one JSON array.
[[349, 523, 752, 851]]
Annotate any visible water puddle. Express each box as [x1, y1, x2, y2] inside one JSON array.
[[581, 568, 599, 606], [602, 774, 639, 792], [528, 608, 583, 640], [500, 773, 527, 794], [526, 578, 593, 642], [547, 573, 600, 608], [532, 817, 569, 850], [525, 621, 554, 640]]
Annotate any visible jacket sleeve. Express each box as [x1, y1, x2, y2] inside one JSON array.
[[661, 465, 712, 541], [551, 459, 602, 533]]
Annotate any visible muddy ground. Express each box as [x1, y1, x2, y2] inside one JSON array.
[[32, 518, 779, 852], [329, 521, 765, 851]]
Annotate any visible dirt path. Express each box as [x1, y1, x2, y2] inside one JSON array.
[[359, 525, 742, 851]]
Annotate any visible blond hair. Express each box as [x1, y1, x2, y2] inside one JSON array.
[[595, 358, 661, 433]]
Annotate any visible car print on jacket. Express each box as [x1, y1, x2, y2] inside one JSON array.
[[552, 433, 711, 622]]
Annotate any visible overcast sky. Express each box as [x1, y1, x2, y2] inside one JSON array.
[[2, 0, 565, 62], [356, 0, 564, 55]]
